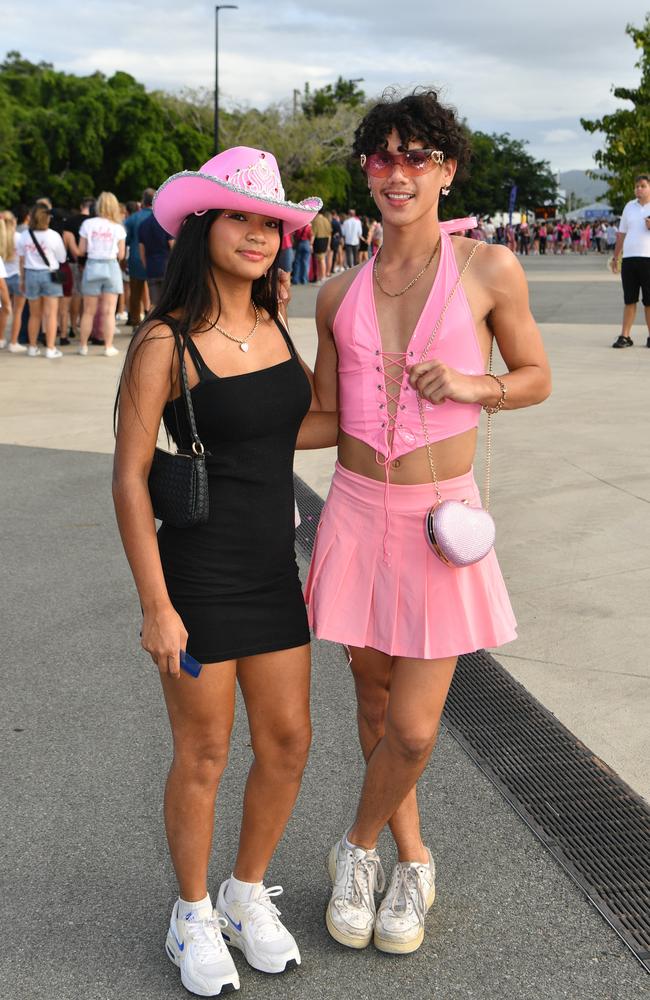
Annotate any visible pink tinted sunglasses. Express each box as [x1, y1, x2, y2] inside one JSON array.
[[360, 148, 445, 178]]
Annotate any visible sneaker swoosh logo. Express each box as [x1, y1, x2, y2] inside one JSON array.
[[171, 928, 185, 952], [225, 912, 242, 932]]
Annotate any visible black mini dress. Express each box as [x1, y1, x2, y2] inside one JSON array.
[[156, 315, 312, 664]]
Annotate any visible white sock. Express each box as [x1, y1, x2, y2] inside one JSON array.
[[178, 893, 212, 921], [225, 875, 263, 903], [344, 832, 369, 852]]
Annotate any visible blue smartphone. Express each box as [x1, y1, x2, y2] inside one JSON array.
[[180, 650, 203, 678]]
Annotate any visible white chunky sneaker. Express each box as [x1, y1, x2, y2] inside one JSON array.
[[45, 347, 63, 359], [374, 849, 436, 954], [326, 837, 386, 949], [216, 880, 301, 974], [165, 899, 240, 996], [27, 346, 41, 357], [8, 342, 27, 353]]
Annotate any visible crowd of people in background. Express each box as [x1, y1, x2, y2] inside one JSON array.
[[281, 207, 383, 285], [0, 192, 620, 360], [0, 188, 173, 360], [472, 216, 618, 256], [281, 210, 619, 284]]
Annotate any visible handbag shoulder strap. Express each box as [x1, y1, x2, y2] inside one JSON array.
[[418, 239, 483, 362], [28, 228, 52, 269], [162, 315, 206, 455]]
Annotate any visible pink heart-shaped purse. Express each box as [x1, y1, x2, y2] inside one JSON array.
[[426, 499, 495, 567]]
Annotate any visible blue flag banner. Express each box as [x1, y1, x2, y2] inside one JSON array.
[[508, 184, 518, 222]]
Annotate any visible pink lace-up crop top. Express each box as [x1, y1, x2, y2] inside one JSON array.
[[333, 220, 485, 463]]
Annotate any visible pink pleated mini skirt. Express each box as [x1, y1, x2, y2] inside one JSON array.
[[304, 462, 517, 660]]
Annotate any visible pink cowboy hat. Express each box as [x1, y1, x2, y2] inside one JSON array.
[[153, 146, 322, 237]]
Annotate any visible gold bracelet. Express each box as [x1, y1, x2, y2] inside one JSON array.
[[483, 373, 507, 414]]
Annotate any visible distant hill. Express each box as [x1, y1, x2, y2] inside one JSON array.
[[559, 170, 608, 203]]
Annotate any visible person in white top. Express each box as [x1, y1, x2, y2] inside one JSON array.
[[5, 207, 30, 351], [483, 218, 496, 243], [0, 255, 11, 338], [78, 191, 126, 357], [0, 212, 25, 351], [341, 209, 363, 268], [611, 174, 650, 348], [16, 203, 67, 359]]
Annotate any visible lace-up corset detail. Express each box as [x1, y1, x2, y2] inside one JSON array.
[[333, 226, 485, 464], [376, 351, 414, 458]]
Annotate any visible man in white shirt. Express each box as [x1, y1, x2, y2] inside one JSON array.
[[611, 173, 650, 348], [483, 217, 495, 243], [341, 209, 363, 268]]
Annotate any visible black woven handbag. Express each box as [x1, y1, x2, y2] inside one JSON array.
[[148, 326, 209, 527]]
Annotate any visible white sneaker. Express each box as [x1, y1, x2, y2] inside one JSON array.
[[45, 347, 63, 359], [8, 343, 27, 354], [165, 899, 240, 996], [77, 345, 88, 356], [115, 311, 128, 324], [27, 346, 41, 357], [374, 850, 436, 954], [216, 880, 301, 974], [103, 346, 120, 357], [326, 837, 385, 949], [0, 339, 6, 349]]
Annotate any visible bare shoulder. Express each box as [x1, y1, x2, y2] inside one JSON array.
[[316, 264, 366, 329], [475, 243, 525, 284], [124, 318, 178, 385], [131, 317, 176, 352]]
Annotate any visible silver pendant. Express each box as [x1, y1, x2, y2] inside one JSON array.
[[240, 342, 249, 352]]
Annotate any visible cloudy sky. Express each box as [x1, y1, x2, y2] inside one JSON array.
[[5, 1, 648, 172]]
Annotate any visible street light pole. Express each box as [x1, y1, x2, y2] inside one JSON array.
[[214, 4, 238, 154]]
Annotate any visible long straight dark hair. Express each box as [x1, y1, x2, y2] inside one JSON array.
[[115, 209, 283, 422]]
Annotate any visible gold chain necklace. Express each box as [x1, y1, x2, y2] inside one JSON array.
[[211, 302, 260, 352], [373, 237, 441, 298]]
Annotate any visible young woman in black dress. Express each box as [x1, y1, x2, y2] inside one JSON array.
[[112, 147, 331, 996]]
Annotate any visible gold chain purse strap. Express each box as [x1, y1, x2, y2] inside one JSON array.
[[415, 241, 495, 509]]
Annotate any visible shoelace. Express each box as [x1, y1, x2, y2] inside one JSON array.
[[384, 864, 428, 924], [240, 885, 284, 938], [185, 913, 229, 964], [342, 850, 386, 912]]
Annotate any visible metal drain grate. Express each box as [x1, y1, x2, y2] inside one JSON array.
[[294, 474, 650, 972], [444, 651, 650, 973]]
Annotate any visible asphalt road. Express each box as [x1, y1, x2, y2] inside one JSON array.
[[1, 444, 648, 999]]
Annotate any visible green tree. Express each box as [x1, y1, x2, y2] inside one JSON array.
[[581, 16, 650, 212], [301, 77, 366, 118], [0, 54, 214, 206], [445, 131, 557, 219], [0, 54, 556, 221]]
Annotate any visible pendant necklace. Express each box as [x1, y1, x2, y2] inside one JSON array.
[[211, 302, 261, 352]]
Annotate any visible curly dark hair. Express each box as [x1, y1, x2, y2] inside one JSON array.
[[353, 88, 471, 180]]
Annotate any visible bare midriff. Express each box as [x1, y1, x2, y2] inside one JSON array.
[[337, 427, 478, 484]]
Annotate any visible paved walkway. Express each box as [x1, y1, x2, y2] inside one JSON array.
[[2, 443, 648, 999]]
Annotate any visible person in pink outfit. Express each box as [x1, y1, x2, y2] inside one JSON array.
[[305, 91, 551, 956]]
